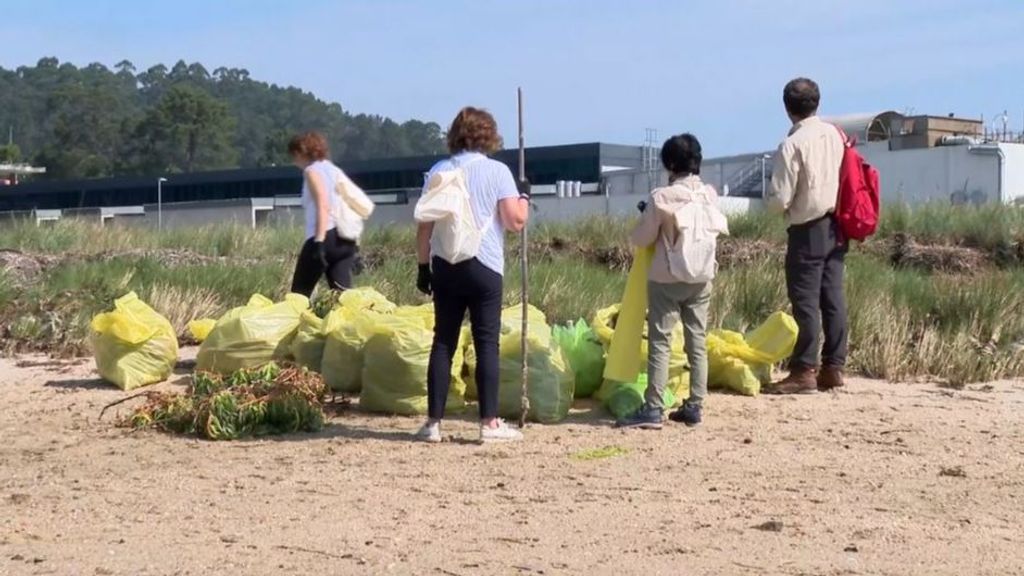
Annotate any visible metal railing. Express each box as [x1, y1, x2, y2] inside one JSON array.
[[724, 154, 773, 198]]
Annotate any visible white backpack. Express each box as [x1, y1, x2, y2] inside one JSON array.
[[663, 184, 729, 283], [413, 157, 485, 264], [331, 166, 375, 243]]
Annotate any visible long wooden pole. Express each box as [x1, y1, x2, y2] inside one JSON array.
[[518, 87, 530, 429]]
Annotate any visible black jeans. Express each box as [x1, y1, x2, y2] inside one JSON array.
[[290, 228, 358, 297], [427, 257, 503, 420], [785, 215, 848, 370]]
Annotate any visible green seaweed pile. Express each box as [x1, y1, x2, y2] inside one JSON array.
[[127, 363, 326, 440]]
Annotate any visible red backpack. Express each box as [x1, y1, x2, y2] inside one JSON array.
[[834, 126, 880, 242]]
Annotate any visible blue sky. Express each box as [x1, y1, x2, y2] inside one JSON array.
[[3, 0, 1023, 156]]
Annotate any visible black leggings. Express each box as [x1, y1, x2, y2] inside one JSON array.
[[427, 257, 503, 420], [290, 228, 359, 297]]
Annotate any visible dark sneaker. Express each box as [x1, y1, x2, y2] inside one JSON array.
[[817, 366, 845, 391], [765, 367, 819, 395], [616, 405, 664, 430], [669, 402, 703, 427]]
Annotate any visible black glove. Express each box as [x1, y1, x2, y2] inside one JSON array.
[[637, 201, 648, 213], [314, 241, 329, 269], [416, 263, 432, 296], [517, 178, 531, 200]]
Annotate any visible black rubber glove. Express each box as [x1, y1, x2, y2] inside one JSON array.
[[517, 178, 531, 200], [314, 241, 329, 269], [637, 200, 648, 213], [416, 263, 432, 296]]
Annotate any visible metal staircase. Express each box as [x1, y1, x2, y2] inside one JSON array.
[[724, 154, 773, 198]]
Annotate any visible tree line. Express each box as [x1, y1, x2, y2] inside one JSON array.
[[0, 58, 447, 180]]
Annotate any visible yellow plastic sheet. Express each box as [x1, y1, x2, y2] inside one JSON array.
[[707, 311, 798, 396], [603, 246, 654, 383], [90, 292, 179, 390], [195, 293, 309, 374], [465, 305, 575, 423]]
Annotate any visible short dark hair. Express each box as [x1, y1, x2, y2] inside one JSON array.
[[661, 133, 702, 175], [783, 77, 820, 119], [446, 107, 503, 155], [287, 131, 329, 161]]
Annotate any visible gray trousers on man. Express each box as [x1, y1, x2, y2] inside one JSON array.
[[645, 281, 711, 410], [785, 215, 848, 369]]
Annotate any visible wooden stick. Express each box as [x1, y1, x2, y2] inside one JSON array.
[[517, 87, 530, 429], [99, 391, 155, 421]]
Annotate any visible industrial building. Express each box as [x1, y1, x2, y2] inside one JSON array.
[[0, 112, 1022, 228]]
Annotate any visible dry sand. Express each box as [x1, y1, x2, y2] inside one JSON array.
[[2, 349, 1023, 576]]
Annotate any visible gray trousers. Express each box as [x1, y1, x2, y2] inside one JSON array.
[[785, 215, 848, 369], [645, 281, 711, 410]]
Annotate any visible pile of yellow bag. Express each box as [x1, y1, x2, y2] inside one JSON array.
[[89, 278, 798, 419], [288, 288, 466, 414]]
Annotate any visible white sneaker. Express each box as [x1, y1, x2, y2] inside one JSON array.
[[480, 419, 524, 443], [415, 420, 441, 443]]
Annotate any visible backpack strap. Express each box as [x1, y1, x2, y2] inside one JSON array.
[[832, 124, 855, 148]]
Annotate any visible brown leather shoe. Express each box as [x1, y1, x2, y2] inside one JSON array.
[[765, 367, 818, 395], [818, 366, 845, 391]]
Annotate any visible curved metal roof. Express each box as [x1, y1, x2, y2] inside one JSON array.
[[822, 111, 904, 142]]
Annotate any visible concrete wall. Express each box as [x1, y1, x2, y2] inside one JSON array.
[[1000, 143, 1024, 204], [151, 200, 255, 228], [859, 142, 1001, 205]]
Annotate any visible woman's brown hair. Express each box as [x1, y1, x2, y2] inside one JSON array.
[[446, 107, 503, 155], [287, 131, 330, 162]]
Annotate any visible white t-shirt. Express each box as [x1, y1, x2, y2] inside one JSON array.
[[301, 160, 341, 239]]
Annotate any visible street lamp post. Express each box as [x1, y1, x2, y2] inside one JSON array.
[[157, 177, 168, 231], [760, 154, 771, 198]]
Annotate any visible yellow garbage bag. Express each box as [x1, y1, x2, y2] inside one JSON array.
[[187, 318, 216, 343], [465, 305, 575, 423], [321, 307, 378, 393], [291, 310, 327, 373], [90, 292, 179, 390], [195, 293, 309, 374], [707, 312, 798, 396], [603, 246, 654, 383], [360, 313, 466, 415]]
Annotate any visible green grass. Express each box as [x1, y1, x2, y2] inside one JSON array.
[[3, 205, 1024, 383]]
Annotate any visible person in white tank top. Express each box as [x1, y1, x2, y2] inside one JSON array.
[[287, 132, 360, 296]]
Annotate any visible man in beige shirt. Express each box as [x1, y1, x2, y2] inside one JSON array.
[[765, 78, 848, 394]]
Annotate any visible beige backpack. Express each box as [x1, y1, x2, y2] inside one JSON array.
[[413, 157, 485, 264], [331, 165, 375, 242], [663, 184, 729, 283]]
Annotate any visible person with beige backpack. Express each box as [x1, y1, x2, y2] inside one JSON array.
[[413, 107, 530, 444], [618, 133, 728, 430], [287, 131, 375, 297]]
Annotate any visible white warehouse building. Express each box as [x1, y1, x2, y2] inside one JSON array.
[[678, 111, 1024, 208]]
